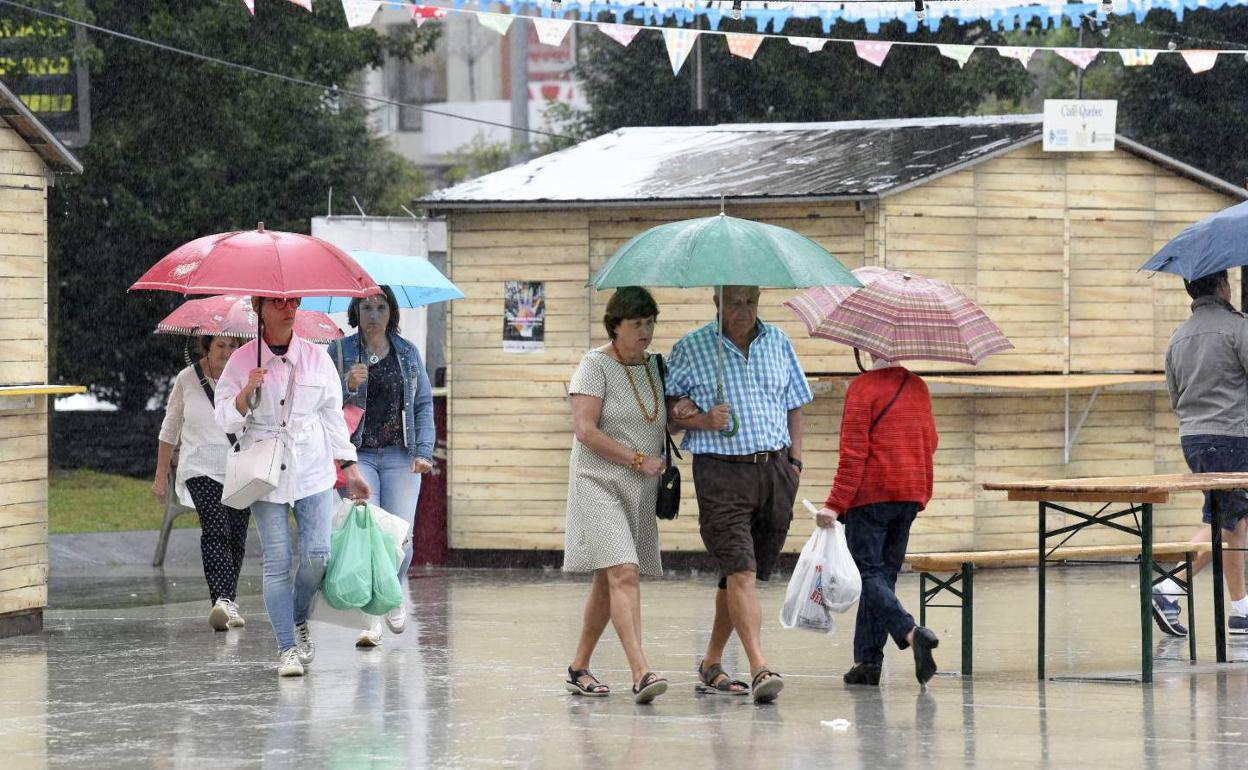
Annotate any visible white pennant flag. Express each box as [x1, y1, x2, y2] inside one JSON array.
[[937, 44, 974, 68], [286, 0, 312, 9], [477, 12, 515, 36], [1056, 48, 1101, 70], [242, 0, 255, 13], [789, 37, 826, 53], [997, 46, 1035, 67], [1182, 49, 1220, 74], [1118, 48, 1160, 67], [662, 28, 699, 76], [533, 17, 573, 47], [854, 41, 892, 67], [341, 0, 380, 27], [725, 33, 763, 60], [598, 23, 641, 47]]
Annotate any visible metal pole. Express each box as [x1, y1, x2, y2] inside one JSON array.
[[1038, 502, 1047, 680], [509, 21, 530, 165], [1140, 502, 1153, 684]]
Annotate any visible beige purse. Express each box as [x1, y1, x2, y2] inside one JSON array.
[[222, 371, 298, 509]]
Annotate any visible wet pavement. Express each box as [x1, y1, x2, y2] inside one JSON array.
[[5, 560, 1248, 768]]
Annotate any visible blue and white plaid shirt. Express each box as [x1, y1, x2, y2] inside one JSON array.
[[666, 320, 813, 455]]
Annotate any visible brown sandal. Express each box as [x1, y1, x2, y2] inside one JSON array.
[[751, 667, 784, 703], [696, 660, 749, 696]]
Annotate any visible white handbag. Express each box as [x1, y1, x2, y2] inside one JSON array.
[[221, 372, 298, 509]]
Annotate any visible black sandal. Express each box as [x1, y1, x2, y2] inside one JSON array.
[[696, 660, 749, 696], [565, 667, 610, 697], [751, 667, 784, 703], [632, 672, 668, 704]]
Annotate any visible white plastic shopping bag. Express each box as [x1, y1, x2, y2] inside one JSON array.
[[779, 526, 836, 634], [822, 519, 862, 613]]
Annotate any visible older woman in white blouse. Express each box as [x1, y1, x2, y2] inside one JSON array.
[[215, 296, 371, 677], [154, 334, 248, 632]]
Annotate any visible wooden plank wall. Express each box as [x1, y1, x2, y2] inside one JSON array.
[[446, 143, 1238, 555], [884, 143, 1237, 549], [0, 122, 50, 616]]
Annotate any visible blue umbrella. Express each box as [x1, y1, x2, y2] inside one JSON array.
[[1141, 200, 1248, 280], [299, 250, 464, 311]]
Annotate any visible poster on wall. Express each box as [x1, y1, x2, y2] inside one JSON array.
[[503, 281, 545, 353]]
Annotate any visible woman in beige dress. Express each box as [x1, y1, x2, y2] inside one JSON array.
[[563, 286, 668, 704]]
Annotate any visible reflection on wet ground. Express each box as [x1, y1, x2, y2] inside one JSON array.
[[4, 564, 1248, 768]]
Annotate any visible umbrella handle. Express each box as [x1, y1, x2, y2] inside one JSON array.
[[719, 412, 739, 438]]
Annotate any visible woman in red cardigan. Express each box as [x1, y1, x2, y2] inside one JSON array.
[[816, 359, 940, 687]]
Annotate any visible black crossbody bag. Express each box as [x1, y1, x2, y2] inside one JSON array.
[[654, 354, 683, 520], [871, 371, 912, 434]]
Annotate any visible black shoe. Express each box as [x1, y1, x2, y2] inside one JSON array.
[[911, 627, 939, 685], [843, 663, 882, 686]]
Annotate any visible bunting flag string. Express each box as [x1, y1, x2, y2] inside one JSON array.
[[533, 17, 574, 46], [243, 0, 255, 14], [341, 0, 381, 28], [854, 41, 892, 67], [937, 44, 975, 68], [253, 2, 1244, 80], [662, 28, 699, 75], [598, 22, 641, 47]]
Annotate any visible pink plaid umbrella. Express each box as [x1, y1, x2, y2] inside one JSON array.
[[784, 267, 1013, 366], [155, 295, 343, 344]]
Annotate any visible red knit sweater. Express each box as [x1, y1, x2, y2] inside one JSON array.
[[825, 367, 939, 515]]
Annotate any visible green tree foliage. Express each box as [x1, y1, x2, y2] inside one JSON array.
[[574, 18, 1035, 133], [2, 1, 435, 410]]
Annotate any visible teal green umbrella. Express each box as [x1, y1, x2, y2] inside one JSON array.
[[589, 213, 860, 435]]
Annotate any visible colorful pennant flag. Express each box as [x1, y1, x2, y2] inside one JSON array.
[[725, 33, 763, 60], [242, 0, 255, 12], [598, 23, 641, 47], [286, 0, 312, 9], [476, 12, 515, 36], [662, 28, 699, 76], [937, 44, 974, 68], [854, 41, 892, 67], [1056, 47, 1101, 70], [533, 17, 574, 47], [996, 46, 1036, 67], [341, 0, 380, 28], [1118, 48, 1160, 67], [789, 37, 826, 53], [1182, 49, 1220, 74]]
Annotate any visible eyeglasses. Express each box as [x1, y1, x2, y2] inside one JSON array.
[[265, 297, 301, 309]]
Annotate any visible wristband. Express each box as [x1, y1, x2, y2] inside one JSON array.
[[340, 460, 357, 469]]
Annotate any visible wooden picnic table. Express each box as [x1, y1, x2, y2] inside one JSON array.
[[983, 472, 1248, 683]]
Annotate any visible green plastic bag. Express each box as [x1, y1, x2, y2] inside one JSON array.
[[323, 504, 374, 610], [361, 514, 403, 615]]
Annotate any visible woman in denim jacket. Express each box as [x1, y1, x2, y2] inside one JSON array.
[[325, 285, 436, 647]]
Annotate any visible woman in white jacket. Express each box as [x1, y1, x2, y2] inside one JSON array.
[[154, 334, 248, 632], [215, 296, 371, 677]]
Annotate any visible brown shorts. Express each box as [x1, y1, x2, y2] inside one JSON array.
[[692, 451, 800, 582]]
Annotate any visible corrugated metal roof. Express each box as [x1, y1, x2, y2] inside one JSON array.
[[422, 115, 1046, 210], [0, 79, 81, 175], [421, 114, 1247, 211]]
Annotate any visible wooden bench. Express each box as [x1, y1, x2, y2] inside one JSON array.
[[904, 541, 1214, 677]]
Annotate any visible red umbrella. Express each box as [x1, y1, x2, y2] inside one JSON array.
[[129, 223, 378, 299], [155, 295, 343, 343]]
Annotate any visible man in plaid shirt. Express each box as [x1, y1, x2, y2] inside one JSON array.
[[666, 285, 813, 703]]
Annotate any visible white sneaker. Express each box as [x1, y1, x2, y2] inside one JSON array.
[[277, 648, 304, 677], [294, 622, 315, 666], [224, 599, 245, 629], [384, 601, 407, 634], [356, 619, 383, 648], [208, 599, 230, 632]]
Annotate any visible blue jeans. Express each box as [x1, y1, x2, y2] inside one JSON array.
[[1180, 435, 1248, 528], [844, 501, 921, 666], [357, 446, 423, 578], [251, 488, 337, 652]]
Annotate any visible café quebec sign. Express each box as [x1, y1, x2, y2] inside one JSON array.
[[1043, 100, 1116, 153]]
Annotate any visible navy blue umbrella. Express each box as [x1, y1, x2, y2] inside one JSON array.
[[1141, 199, 1248, 280]]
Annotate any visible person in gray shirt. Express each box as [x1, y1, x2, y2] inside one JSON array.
[[1154, 269, 1248, 638]]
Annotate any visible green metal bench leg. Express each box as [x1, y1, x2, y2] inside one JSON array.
[[962, 563, 974, 677], [919, 572, 928, 627], [1187, 552, 1197, 663]]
